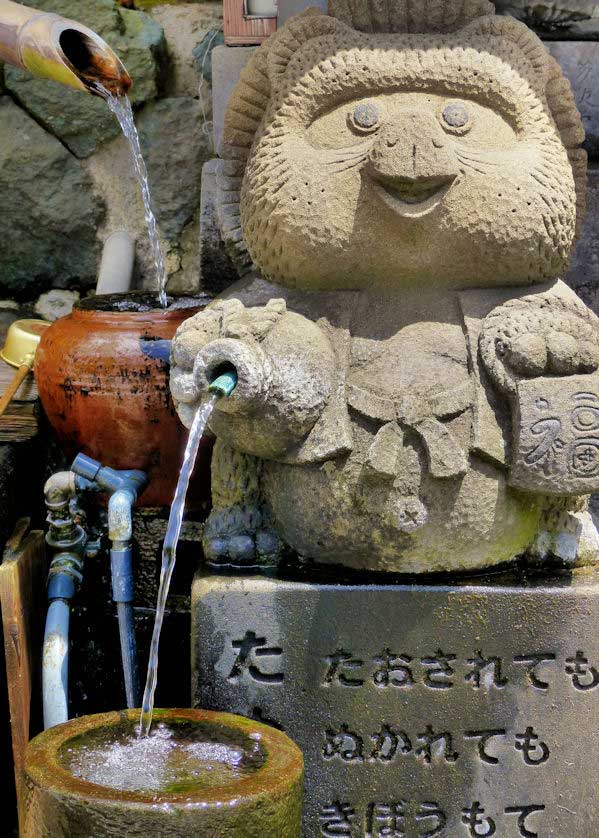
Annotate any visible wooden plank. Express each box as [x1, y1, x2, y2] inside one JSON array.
[[0, 403, 39, 443], [0, 361, 38, 403], [0, 521, 46, 831]]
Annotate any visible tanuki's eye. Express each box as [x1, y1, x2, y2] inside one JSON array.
[[349, 101, 381, 134], [440, 101, 472, 135]]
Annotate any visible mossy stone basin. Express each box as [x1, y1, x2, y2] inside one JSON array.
[[23, 708, 303, 837]]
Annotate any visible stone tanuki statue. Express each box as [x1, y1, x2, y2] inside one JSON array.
[[171, 0, 599, 574]]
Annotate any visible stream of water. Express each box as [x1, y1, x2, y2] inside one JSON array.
[[99, 87, 169, 308], [139, 395, 218, 737]]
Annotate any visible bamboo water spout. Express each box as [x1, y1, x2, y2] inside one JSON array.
[[0, 0, 130, 94]]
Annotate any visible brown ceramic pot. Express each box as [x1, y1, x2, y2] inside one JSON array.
[[23, 708, 304, 837], [35, 293, 212, 508]]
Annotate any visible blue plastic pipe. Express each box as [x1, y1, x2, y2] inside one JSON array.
[[43, 565, 79, 729], [208, 370, 238, 398], [111, 545, 140, 708], [42, 600, 70, 729]]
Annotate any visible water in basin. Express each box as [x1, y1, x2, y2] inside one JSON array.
[[62, 719, 265, 795]]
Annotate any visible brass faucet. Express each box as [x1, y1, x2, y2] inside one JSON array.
[[0, 0, 131, 95]]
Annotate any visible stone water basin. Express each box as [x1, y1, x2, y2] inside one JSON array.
[[23, 708, 303, 837]]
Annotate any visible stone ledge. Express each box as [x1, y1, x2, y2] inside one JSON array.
[[193, 570, 599, 837]]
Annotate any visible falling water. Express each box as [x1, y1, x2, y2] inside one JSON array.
[[139, 395, 218, 737], [98, 86, 168, 308]]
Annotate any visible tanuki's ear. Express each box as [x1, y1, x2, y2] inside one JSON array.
[[222, 9, 339, 157], [328, 0, 494, 33], [463, 13, 587, 236], [218, 9, 342, 276]]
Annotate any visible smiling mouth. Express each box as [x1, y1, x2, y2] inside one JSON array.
[[373, 174, 456, 216]]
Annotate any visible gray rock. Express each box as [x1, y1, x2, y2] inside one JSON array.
[[0, 304, 21, 335], [8, 1, 167, 158], [167, 211, 202, 294], [138, 97, 211, 241], [211, 45, 255, 156], [4, 68, 121, 160], [118, 7, 168, 105], [34, 289, 80, 322], [149, 3, 223, 97], [18, 0, 122, 32], [548, 42, 599, 158], [0, 98, 104, 294], [567, 166, 599, 298], [496, 1, 599, 36], [194, 28, 225, 86]]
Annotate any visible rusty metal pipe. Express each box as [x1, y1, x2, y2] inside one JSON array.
[[0, 0, 131, 95]]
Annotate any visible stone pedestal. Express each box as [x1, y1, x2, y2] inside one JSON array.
[[193, 570, 599, 836]]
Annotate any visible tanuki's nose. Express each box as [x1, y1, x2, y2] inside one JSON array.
[[367, 110, 457, 183]]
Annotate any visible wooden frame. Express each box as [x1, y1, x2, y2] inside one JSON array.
[[224, 0, 278, 45], [0, 521, 45, 832]]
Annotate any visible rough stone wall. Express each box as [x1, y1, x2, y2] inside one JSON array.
[[496, 1, 599, 37], [0, 0, 222, 310]]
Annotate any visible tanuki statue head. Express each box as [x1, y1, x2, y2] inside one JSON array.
[[217, 0, 586, 291]]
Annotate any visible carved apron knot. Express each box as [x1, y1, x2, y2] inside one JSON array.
[[350, 381, 473, 534]]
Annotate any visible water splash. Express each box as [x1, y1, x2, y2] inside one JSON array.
[[66, 722, 249, 793], [139, 395, 218, 737], [98, 85, 168, 308]]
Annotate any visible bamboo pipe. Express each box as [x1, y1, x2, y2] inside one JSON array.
[[0, 0, 131, 95]]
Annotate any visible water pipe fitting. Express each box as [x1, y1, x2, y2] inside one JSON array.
[[44, 470, 88, 564], [70, 454, 147, 709], [71, 453, 147, 498], [193, 338, 271, 414], [208, 369, 238, 399], [96, 231, 136, 296], [43, 471, 88, 729]]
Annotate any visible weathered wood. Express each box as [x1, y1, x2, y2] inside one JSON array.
[[0, 520, 46, 832], [0, 337, 41, 441], [0, 360, 37, 402], [0, 363, 33, 419], [0, 403, 39, 443]]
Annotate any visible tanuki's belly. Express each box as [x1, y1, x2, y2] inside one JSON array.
[[262, 454, 542, 574]]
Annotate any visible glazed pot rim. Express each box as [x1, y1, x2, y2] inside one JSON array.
[[72, 292, 211, 322], [26, 708, 304, 807]]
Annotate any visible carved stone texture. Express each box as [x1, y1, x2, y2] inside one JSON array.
[[511, 374, 599, 493], [171, 0, 599, 573], [193, 571, 599, 837]]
